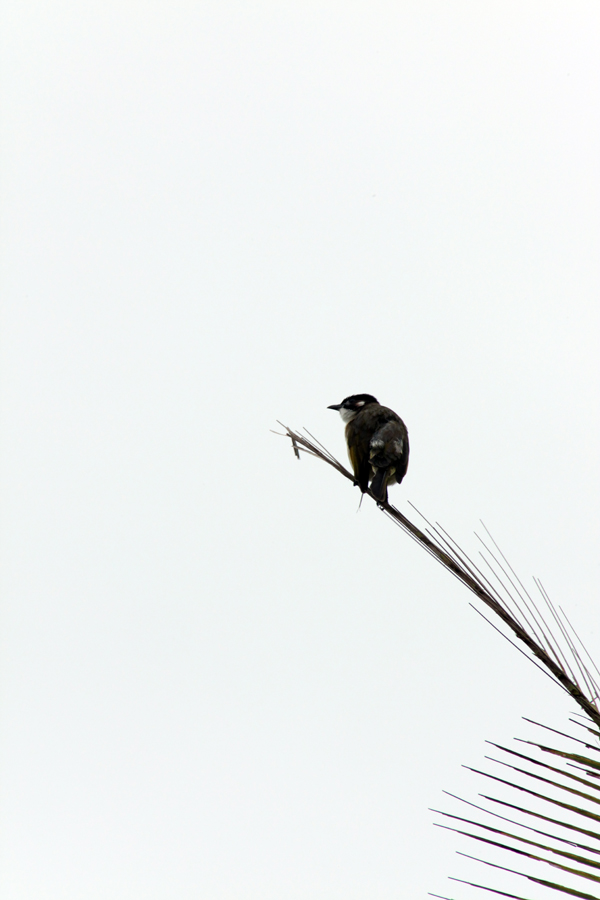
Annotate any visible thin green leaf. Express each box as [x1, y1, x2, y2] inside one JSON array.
[[456, 852, 600, 897], [483, 794, 600, 844], [435, 811, 600, 870], [441, 792, 600, 855], [467, 768, 600, 824], [440, 824, 600, 883], [488, 744, 600, 794], [483, 756, 600, 808]]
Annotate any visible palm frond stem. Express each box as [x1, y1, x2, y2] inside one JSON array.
[[276, 424, 600, 728]]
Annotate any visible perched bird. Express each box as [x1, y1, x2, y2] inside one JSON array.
[[328, 394, 409, 504]]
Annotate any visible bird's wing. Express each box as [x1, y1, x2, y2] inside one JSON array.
[[369, 422, 406, 465], [346, 422, 372, 492], [369, 419, 410, 484]]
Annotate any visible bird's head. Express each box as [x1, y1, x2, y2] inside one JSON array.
[[327, 394, 379, 423]]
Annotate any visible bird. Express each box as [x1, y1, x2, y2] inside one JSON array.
[[327, 394, 409, 504]]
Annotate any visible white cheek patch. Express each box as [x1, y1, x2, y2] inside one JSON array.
[[339, 407, 357, 423]]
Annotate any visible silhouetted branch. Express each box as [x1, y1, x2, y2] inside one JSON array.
[[276, 423, 600, 729]]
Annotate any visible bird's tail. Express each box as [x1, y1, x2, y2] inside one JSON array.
[[370, 468, 388, 504]]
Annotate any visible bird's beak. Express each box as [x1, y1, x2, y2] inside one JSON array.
[[327, 404, 342, 411]]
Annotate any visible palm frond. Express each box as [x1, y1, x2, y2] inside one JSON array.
[[276, 424, 600, 897], [276, 424, 600, 728]]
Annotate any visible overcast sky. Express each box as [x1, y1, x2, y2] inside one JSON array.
[[1, 3, 600, 898]]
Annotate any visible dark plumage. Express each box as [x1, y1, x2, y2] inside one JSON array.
[[328, 393, 409, 503]]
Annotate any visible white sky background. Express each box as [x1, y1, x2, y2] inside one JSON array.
[[1, 2, 599, 897]]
